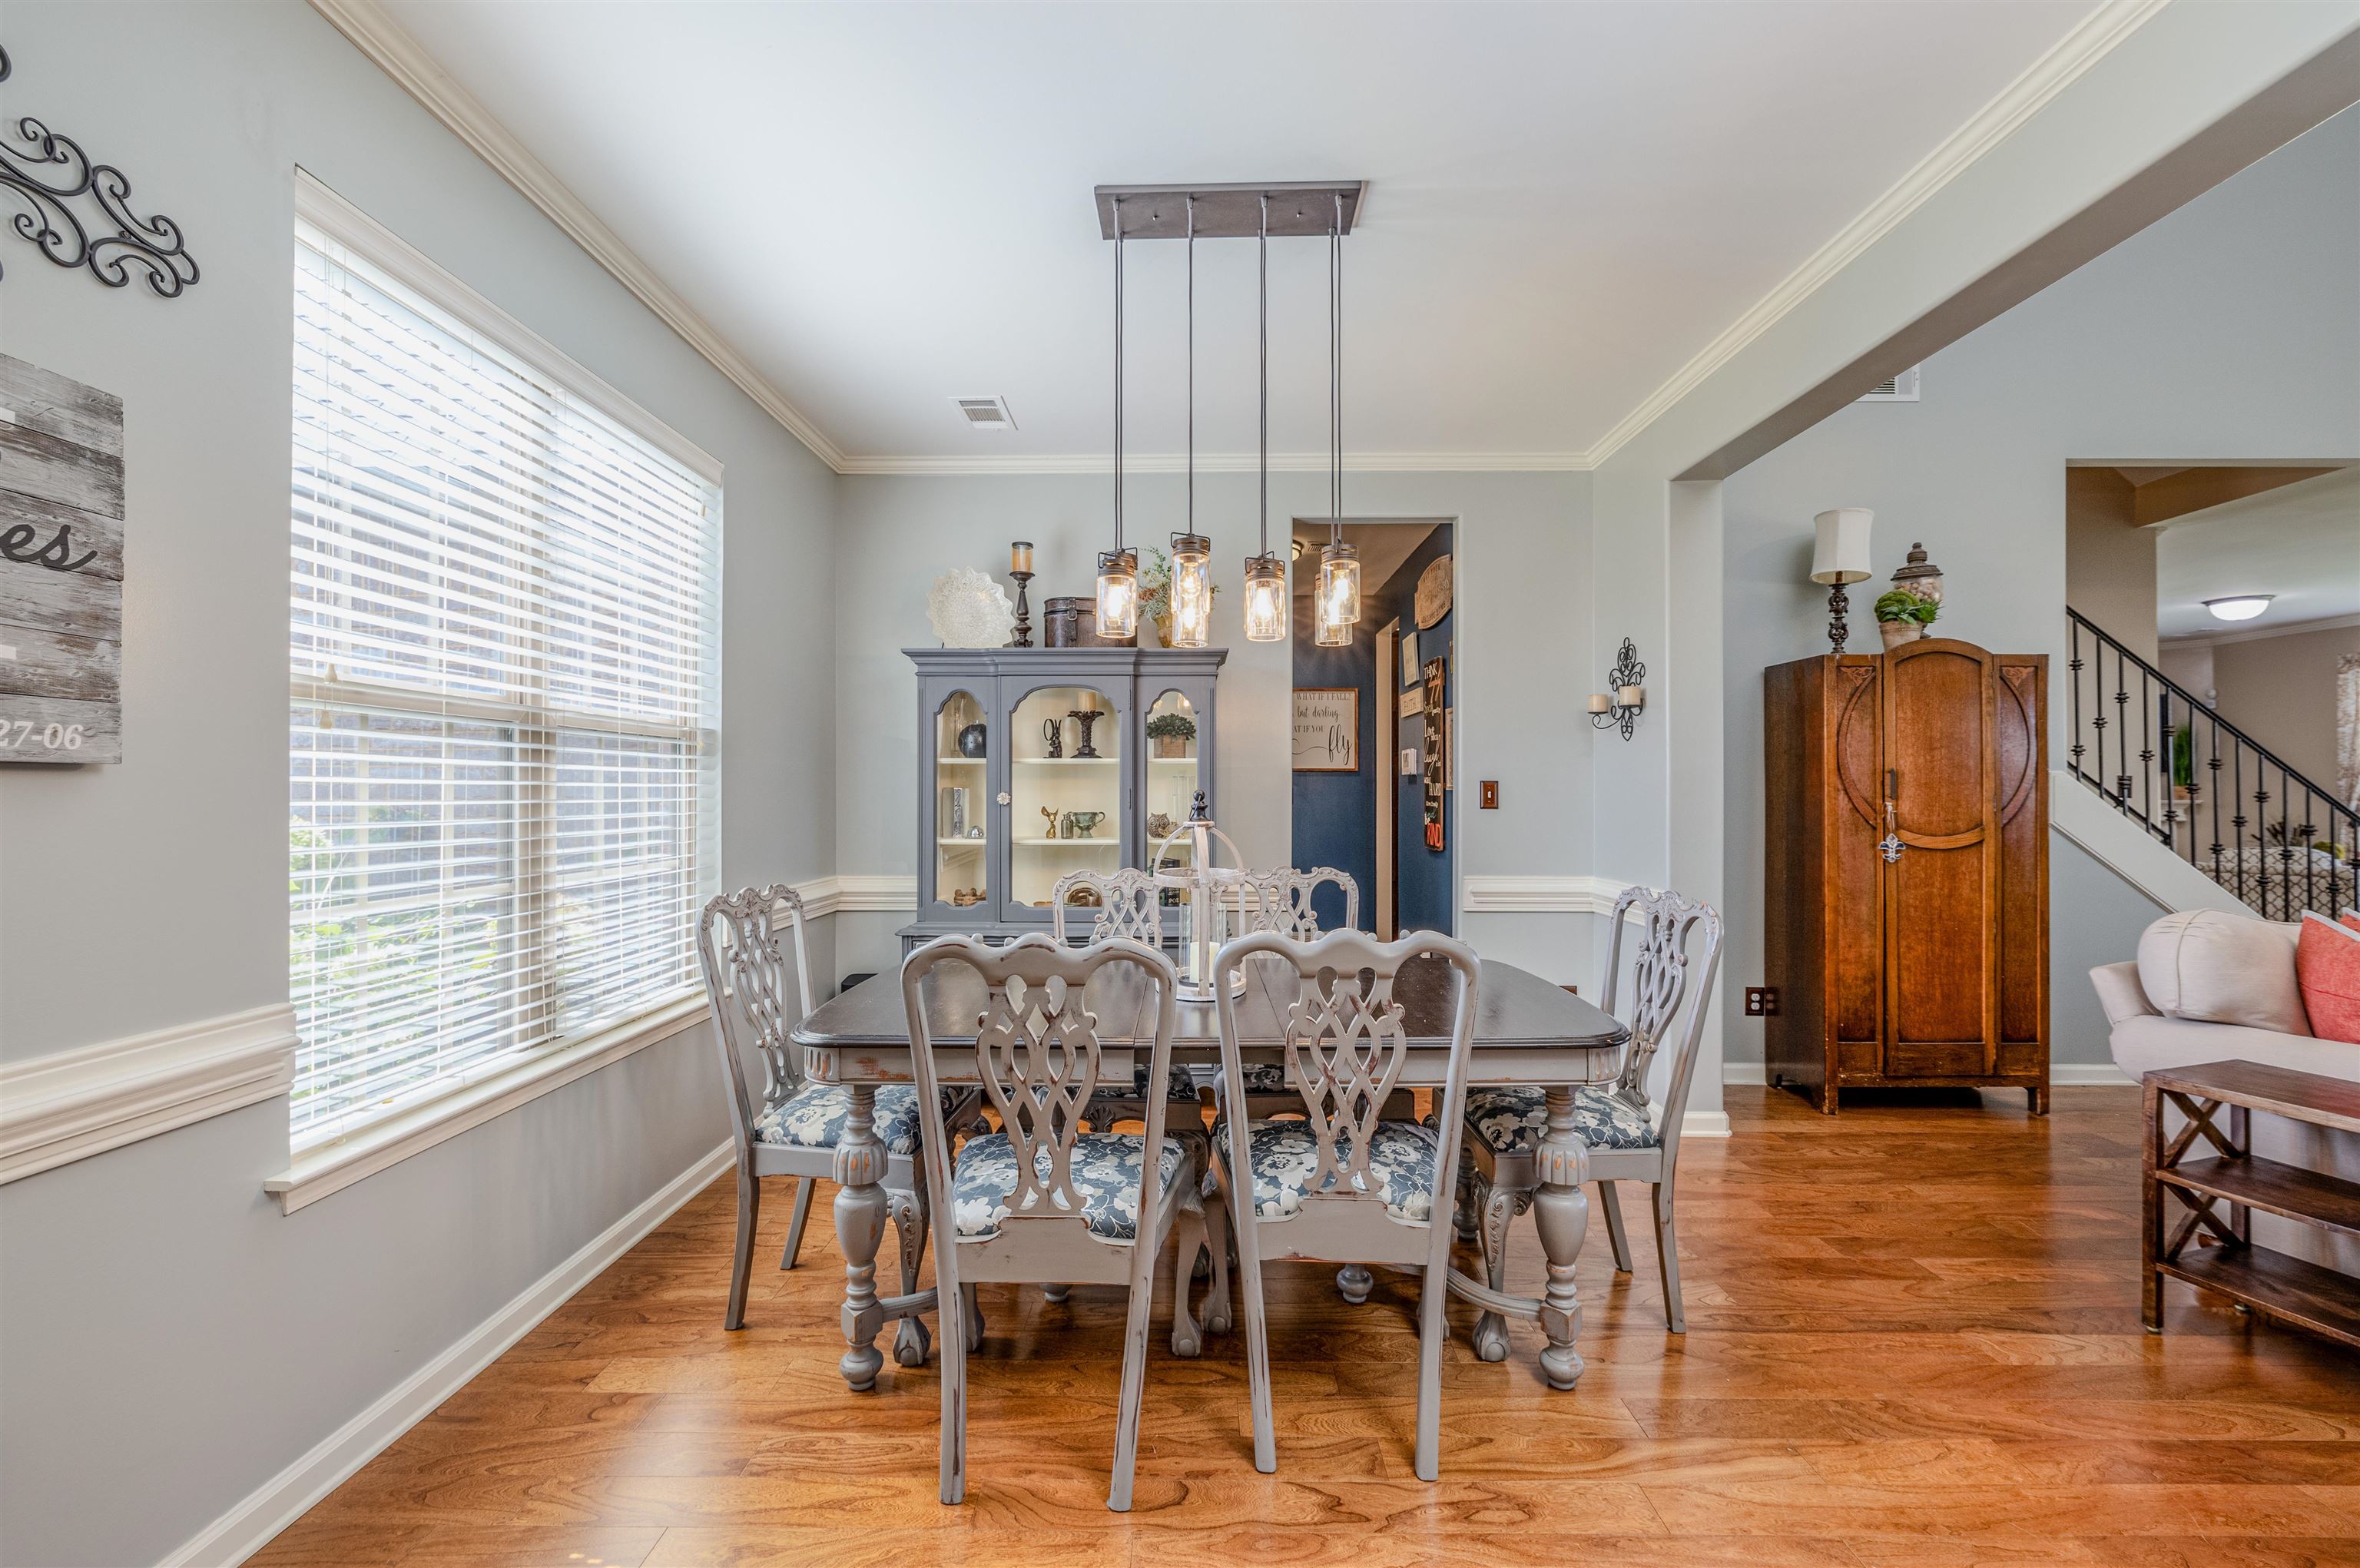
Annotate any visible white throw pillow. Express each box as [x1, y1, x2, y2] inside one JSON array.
[[2136, 910, 2311, 1037]]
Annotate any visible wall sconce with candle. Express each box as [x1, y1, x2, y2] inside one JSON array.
[[1589, 638, 1646, 741]]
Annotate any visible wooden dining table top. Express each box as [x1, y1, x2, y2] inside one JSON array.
[[792, 953, 1630, 1087]]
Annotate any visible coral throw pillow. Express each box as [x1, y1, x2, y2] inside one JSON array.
[[2297, 914, 2360, 1045]]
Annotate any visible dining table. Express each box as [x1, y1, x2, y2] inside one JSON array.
[[790, 951, 1630, 1394]]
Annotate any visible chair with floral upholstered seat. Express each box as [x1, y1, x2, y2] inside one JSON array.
[[1206, 927, 1481, 1482], [1446, 883, 1721, 1338], [698, 886, 931, 1352], [900, 932, 1198, 1510]]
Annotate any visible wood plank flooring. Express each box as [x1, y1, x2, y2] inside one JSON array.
[[250, 1087, 2360, 1567]]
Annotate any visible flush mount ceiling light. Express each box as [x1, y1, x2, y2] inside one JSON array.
[[1094, 181, 1366, 645], [2204, 595, 2275, 622]]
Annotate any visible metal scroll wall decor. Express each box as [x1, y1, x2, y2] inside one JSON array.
[[1589, 638, 1647, 741], [0, 47, 201, 297]]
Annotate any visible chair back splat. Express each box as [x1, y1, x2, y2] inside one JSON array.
[[1600, 884, 1723, 1175], [698, 884, 818, 1157], [1050, 867, 1166, 947]]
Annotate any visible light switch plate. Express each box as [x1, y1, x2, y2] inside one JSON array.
[[1479, 781, 1499, 809]]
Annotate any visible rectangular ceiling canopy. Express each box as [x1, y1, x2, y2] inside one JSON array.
[[1095, 182, 1367, 240]]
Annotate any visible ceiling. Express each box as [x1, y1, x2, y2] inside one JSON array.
[[380, 0, 2101, 469], [2156, 466, 2360, 641]]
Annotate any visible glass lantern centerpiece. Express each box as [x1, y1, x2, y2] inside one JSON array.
[[1154, 791, 1250, 1003]]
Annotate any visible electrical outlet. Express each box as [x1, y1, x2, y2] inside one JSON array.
[[1745, 986, 1779, 1017], [1479, 781, 1499, 809]]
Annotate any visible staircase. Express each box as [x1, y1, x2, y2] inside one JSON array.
[[2067, 608, 2357, 922]]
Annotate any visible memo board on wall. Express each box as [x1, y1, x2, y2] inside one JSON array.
[[0, 356, 124, 764]]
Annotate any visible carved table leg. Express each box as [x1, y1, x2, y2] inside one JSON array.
[[1528, 1086, 1592, 1390], [834, 1086, 890, 1391], [1471, 1181, 1520, 1363]]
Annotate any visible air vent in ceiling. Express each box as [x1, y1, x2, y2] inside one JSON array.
[[1858, 366, 1921, 403], [950, 396, 1016, 432]]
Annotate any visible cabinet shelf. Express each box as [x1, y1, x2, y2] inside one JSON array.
[[1016, 837, 1118, 848], [1015, 756, 1117, 766], [936, 837, 988, 847], [936, 756, 985, 766]]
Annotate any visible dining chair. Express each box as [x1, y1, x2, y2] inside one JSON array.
[[698, 885, 929, 1356], [1448, 883, 1722, 1337], [900, 932, 1198, 1510], [1238, 865, 1359, 941], [1208, 927, 1482, 1482], [1049, 867, 1225, 1347]]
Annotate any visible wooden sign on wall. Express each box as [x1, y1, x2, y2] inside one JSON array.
[[1292, 687, 1358, 772], [0, 356, 124, 764]]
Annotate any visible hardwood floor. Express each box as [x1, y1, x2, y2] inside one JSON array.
[[250, 1088, 2360, 1568]]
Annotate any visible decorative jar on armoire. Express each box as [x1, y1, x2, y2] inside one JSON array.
[[1762, 638, 2049, 1114]]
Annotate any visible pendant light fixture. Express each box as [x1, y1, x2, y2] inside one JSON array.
[[1097, 196, 1140, 641], [1168, 195, 1213, 649], [1313, 193, 1359, 648], [1241, 192, 1288, 641]]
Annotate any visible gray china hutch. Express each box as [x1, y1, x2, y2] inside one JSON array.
[[900, 646, 1225, 953]]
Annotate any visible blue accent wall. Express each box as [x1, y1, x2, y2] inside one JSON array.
[[1380, 528, 1454, 935], [1289, 525, 1453, 934]]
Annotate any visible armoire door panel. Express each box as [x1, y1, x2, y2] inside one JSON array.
[[1833, 806, 1884, 1046], [1997, 660, 2047, 1045], [1891, 847, 1990, 1043], [1886, 646, 1990, 840]]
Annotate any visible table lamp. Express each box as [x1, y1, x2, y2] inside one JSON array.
[[1810, 508, 1874, 655]]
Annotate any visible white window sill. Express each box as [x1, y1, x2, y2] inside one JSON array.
[[264, 993, 708, 1214]]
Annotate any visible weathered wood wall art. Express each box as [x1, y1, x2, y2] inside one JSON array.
[[1414, 554, 1452, 628], [0, 47, 201, 297], [1292, 687, 1358, 772], [0, 355, 124, 764]]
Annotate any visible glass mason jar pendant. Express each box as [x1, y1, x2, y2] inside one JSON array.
[[1167, 532, 1212, 648], [1314, 541, 1360, 647], [1242, 552, 1288, 642], [1097, 548, 1139, 640]]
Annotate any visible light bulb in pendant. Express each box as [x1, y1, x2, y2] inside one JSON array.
[[1314, 541, 1359, 647], [1097, 548, 1139, 640], [1168, 532, 1211, 648], [1242, 552, 1287, 642]]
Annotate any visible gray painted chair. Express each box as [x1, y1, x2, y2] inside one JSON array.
[[900, 932, 1198, 1511], [1050, 866, 1167, 947], [697, 886, 928, 1360], [1237, 865, 1359, 941], [1450, 883, 1722, 1341], [1208, 927, 1482, 1482]]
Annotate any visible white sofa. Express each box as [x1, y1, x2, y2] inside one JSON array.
[[2093, 922, 2358, 1273]]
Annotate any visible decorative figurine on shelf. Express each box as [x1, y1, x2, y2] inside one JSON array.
[[957, 721, 987, 757], [1069, 708, 1102, 759], [1009, 541, 1036, 648], [951, 887, 986, 907], [1041, 716, 1065, 758], [1040, 805, 1061, 840], [1147, 812, 1176, 840], [1066, 810, 1104, 840]]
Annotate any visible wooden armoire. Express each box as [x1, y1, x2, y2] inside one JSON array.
[[1762, 638, 2049, 1114]]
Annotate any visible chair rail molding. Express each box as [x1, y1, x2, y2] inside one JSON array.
[[0, 1003, 297, 1184], [1460, 875, 1638, 917], [796, 874, 919, 917]]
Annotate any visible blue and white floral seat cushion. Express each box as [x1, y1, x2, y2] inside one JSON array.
[[952, 1132, 1185, 1244], [1450, 1086, 1659, 1155], [1228, 1119, 1441, 1224], [754, 1082, 924, 1155]]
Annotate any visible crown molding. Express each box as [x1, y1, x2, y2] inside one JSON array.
[[836, 449, 1594, 477], [1581, 0, 2168, 471], [307, 0, 849, 472], [0, 1005, 297, 1185]]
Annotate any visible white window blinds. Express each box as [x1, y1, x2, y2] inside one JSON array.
[[289, 192, 721, 1145]]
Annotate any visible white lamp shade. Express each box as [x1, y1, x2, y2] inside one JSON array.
[[1811, 508, 1874, 585]]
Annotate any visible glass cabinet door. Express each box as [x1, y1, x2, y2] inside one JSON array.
[[1144, 689, 1201, 877], [931, 688, 989, 912], [1007, 684, 1122, 913]]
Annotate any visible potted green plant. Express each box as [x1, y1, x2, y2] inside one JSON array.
[[1145, 711, 1196, 758], [1873, 586, 1939, 650]]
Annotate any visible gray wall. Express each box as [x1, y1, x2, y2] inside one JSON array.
[[832, 469, 1596, 983], [1719, 106, 2360, 1072], [0, 6, 835, 1563], [2213, 621, 2360, 794]]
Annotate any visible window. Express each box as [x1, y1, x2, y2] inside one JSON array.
[[288, 178, 721, 1145]]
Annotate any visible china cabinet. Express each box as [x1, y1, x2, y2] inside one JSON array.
[[901, 647, 1225, 952]]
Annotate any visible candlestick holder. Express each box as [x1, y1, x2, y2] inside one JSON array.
[[1588, 638, 1647, 741], [1009, 569, 1035, 647], [1069, 708, 1102, 759]]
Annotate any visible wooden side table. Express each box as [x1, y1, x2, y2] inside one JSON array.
[[2143, 1059, 2360, 1347]]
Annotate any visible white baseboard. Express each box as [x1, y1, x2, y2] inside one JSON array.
[[0, 1004, 297, 1185], [164, 1140, 734, 1568], [1681, 1111, 1732, 1139], [1721, 1061, 2133, 1088]]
